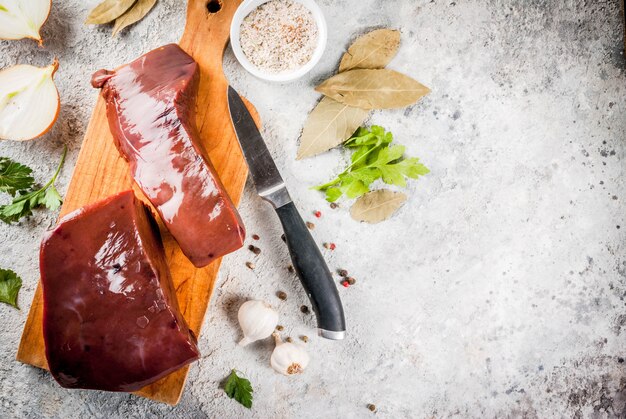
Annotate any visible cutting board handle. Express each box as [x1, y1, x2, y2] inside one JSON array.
[[180, 0, 242, 67]]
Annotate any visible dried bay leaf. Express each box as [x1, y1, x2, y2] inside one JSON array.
[[316, 69, 430, 110], [86, 0, 137, 25], [297, 97, 370, 159], [339, 29, 401, 72], [112, 0, 157, 36], [350, 190, 407, 223]]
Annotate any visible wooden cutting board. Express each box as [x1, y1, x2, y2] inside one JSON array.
[[16, 0, 259, 406]]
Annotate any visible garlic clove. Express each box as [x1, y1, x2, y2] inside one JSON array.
[[237, 300, 279, 347], [0, 61, 60, 141], [0, 0, 52, 44], [270, 332, 310, 376]]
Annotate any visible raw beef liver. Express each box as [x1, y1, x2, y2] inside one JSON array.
[[92, 44, 245, 268], [41, 190, 200, 392]]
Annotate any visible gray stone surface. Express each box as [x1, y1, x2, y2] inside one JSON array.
[[1, 0, 625, 417]]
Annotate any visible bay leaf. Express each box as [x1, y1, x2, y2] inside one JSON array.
[[339, 29, 401, 72], [85, 0, 137, 25], [297, 97, 370, 159], [350, 189, 407, 223], [315, 69, 430, 110], [112, 0, 157, 36]]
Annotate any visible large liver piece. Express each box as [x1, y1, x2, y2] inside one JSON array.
[[41, 190, 200, 392], [92, 44, 245, 268]]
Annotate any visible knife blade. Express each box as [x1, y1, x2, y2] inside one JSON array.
[[228, 86, 346, 340]]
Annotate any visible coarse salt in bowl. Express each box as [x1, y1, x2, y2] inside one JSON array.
[[230, 0, 327, 82]]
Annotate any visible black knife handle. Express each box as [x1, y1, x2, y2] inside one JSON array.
[[275, 202, 346, 339]]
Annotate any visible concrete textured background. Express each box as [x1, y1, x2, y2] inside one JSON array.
[[1, 0, 625, 417]]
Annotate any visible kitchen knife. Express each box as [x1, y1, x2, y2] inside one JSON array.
[[227, 86, 346, 340]]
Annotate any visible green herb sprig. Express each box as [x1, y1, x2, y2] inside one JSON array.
[[313, 126, 429, 202], [224, 369, 253, 409], [0, 268, 22, 309], [0, 157, 35, 196], [0, 146, 66, 223]]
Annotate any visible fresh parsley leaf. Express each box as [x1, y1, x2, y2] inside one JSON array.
[[0, 268, 22, 309], [0, 157, 34, 196], [0, 146, 66, 223], [324, 187, 342, 202], [345, 125, 393, 148], [224, 369, 253, 409], [315, 126, 429, 201]]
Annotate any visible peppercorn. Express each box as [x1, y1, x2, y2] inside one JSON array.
[[329, 243, 336, 250], [341, 280, 349, 288], [276, 325, 284, 331], [330, 202, 338, 209], [306, 221, 315, 230], [300, 305, 309, 314], [245, 261, 255, 270], [248, 245, 261, 255], [277, 291, 287, 300], [338, 269, 348, 277], [300, 335, 309, 343], [286, 337, 293, 343], [287, 265, 295, 273], [367, 404, 376, 412], [252, 234, 260, 240], [323, 242, 331, 249], [347, 277, 356, 285], [314, 210, 322, 218]]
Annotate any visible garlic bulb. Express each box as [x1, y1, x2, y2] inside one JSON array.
[[238, 300, 279, 346], [270, 332, 310, 375], [0, 61, 60, 141], [0, 0, 52, 44]]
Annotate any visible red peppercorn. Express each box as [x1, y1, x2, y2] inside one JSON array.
[[314, 210, 322, 218], [329, 243, 336, 250], [342, 280, 349, 288]]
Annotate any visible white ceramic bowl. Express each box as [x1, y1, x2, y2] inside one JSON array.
[[230, 0, 327, 82]]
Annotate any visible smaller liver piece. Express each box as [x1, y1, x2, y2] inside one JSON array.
[[92, 44, 245, 268], [41, 190, 200, 392]]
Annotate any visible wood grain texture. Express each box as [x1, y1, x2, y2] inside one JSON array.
[[16, 0, 258, 406]]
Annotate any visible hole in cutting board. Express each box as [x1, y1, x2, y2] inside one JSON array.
[[206, 0, 222, 13]]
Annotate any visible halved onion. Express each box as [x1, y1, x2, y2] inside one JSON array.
[[0, 61, 60, 141], [0, 0, 52, 44]]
